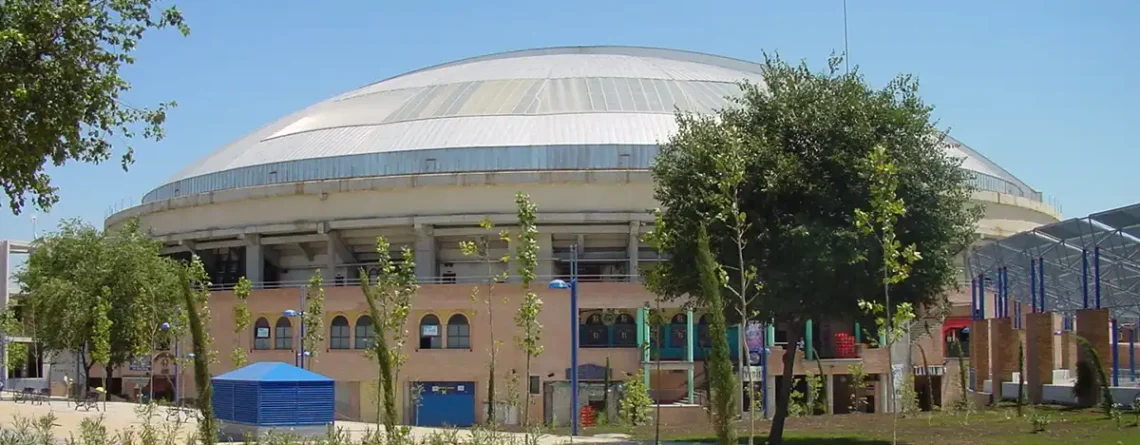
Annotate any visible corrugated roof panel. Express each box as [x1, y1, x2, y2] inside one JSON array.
[[146, 47, 1036, 203]]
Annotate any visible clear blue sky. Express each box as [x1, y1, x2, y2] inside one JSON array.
[[2, 0, 1138, 241]]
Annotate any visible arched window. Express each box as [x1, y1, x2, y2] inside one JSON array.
[[698, 315, 711, 348], [355, 316, 375, 350], [581, 312, 607, 347], [447, 314, 470, 349], [419, 314, 442, 349], [670, 313, 688, 348], [330, 316, 350, 350], [274, 317, 293, 350], [613, 312, 637, 347], [253, 317, 271, 350]]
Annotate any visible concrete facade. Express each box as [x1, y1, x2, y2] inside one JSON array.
[[94, 46, 1062, 423]]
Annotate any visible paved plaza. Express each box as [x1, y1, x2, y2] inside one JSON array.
[[0, 398, 622, 445]]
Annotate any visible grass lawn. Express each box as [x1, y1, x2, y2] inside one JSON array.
[[557, 405, 1140, 444]]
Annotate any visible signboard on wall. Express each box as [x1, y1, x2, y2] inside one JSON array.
[[129, 356, 152, 372]]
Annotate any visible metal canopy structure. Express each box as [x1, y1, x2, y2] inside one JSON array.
[[970, 203, 1140, 321]]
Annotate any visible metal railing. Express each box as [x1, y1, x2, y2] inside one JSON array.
[[208, 273, 647, 291]]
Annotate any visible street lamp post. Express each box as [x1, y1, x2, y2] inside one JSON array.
[[282, 281, 310, 369], [548, 244, 579, 436], [283, 309, 306, 368], [151, 322, 172, 402]]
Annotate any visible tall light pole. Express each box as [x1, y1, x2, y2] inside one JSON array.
[[283, 309, 306, 368], [283, 284, 309, 368], [151, 322, 171, 402], [548, 244, 579, 436]]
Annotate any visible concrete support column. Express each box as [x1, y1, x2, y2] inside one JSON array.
[[325, 235, 338, 282], [1025, 312, 1055, 403], [414, 224, 436, 282], [244, 234, 264, 286], [628, 221, 640, 281], [969, 320, 990, 394], [765, 374, 776, 418], [685, 308, 694, 402], [537, 232, 553, 280], [1076, 308, 1111, 373], [324, 227, 356, 282], [990, 318, 1017, 401]]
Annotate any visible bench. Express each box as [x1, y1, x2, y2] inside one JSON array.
[[165, 400, 199, 422], [15, 388, 35, 404], [75, 391, 100, 411]]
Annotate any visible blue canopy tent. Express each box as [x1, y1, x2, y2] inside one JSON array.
[[212, 362, 334, 440]]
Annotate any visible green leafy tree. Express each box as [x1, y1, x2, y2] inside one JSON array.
[[17, 219, 183, 388], [855, 145, 924, 443], [358, 237, 418, 441], [0, 306, 30, 372], [460, 219, 510, 425], [0, 0, 189, 215], [303, 271, 326, 364], [179, 256, 216, 445], [647, 55, 980, 444], [92, 291, 112, 407], [693, 224, 738, 445], [512, 192, 544, 427], [230, 277, 253, 367], [619, 369, 653, 426]]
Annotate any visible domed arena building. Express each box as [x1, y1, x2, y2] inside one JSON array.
[[105, 47, 1059, 425]]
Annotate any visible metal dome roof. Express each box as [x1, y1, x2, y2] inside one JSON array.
[[145, 46, 1037, 203]]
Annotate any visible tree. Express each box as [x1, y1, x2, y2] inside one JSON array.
[[179, 256, 216, 445], [302, 271, 326, 364], [648, 54, 980, 444], [460, 219, 510, 425], [619, 369, 653, 426], [512, 192, 544, 427], [92, 291, 112, 408], [0, 305, 31, 373], [644, 113, 760, 441], [16, 218, 183, 388], [0, 0, 189, 215], [693, 224, 738, 445], [230, 277, 252, 367], [359, 237, 418, 441]]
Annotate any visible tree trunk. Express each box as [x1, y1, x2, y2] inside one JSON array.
[[768, 320, 803, 445]]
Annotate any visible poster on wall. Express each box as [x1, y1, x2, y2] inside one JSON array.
[[745, 321, 764, 366]]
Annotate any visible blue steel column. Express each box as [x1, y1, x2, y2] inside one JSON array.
[[1001, 268, 1008, 317], [1131, 325, 1136, 381], [299, 286, 306, 369], [1112, 319, 1120, 387], [994, 271, 1002, 318], [570, 246, 580, 436], [1030, 260, 1038, 313], [1038, 257, 1046, 313], [1082, 250, 1090, 309], [761, 323, 769, 419], [1095, 247, 1102, 308]]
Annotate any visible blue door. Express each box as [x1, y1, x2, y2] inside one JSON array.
[[415, 381, 475, 427]]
